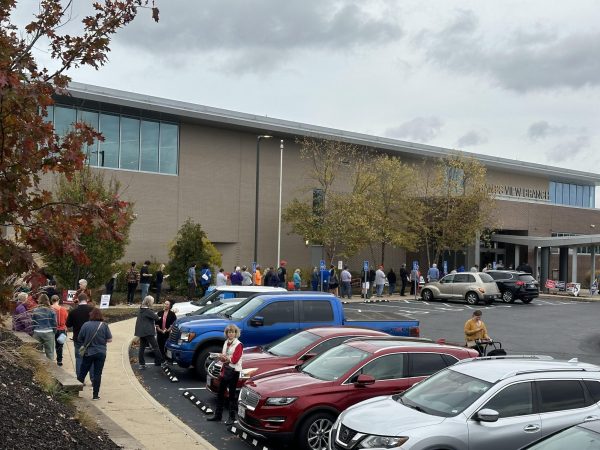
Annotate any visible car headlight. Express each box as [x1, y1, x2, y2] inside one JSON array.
[[179, 331, 196, 343], [265, 397, 297, 406], [360, 435, 409, 448], [240, 368, 259, 379]]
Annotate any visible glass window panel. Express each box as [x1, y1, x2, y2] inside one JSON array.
[[570, 184, 577, 206], [159, 123, 178, 174], [140, 120, 159, 172], [592, 187, 596, 209], [584, 186, 590, 208], [54, 106, 76, 137], [120, 117, 140, 170], [78, 110, 99, 166], [556, 182, 563, 204], [562, 184, 569, 205], [549, 181, 555, 203], [43, 105, 53, 123], [577, 185, 583, 207], [98, 113, 120, 168]]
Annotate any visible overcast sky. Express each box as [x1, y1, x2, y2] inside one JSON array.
[[16, 0, 600, 173]]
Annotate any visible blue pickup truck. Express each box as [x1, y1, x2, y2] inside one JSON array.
[[165, 292, 420, 379]]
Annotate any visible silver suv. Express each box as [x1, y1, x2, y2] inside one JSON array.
[[329, 356, 600, 450]]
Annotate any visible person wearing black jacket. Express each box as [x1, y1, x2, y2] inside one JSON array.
[[155, 300, 177, 358], [368, 268, 376, 297], [399, 264, 409, 296], [135, 295, 163, 368], [387, 268, 397, 296], [66, 293, 94, 378]]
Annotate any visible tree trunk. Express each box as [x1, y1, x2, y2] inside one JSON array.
[[380, 242, 386, 266]]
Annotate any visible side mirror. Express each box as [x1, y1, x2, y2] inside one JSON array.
[[354, 374, 375, 386], [250, 316, 264, 327], [300, 353, 317, 361], [476, 408, 499, 422]]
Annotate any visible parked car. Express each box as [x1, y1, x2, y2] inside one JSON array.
[[166, 292, 420, 379], [236, 337, 478, 450], [187, 298, 241, 316], [330, 356, 600, 450], [420, 272, 501, 304], [207, 326, 390, 398], [173, 285, 286, 317], [521, 418, 600, 449], [486, 270, 539, 303]]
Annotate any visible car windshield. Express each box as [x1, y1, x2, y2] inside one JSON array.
[[264, 330, 321, 357], [192, 301, 238, 316], [479, 273, 495, 283], [400, 368, 492, 417], [527, 426, 600, 450], [191, 290, 221, 307], [301, 344, 370, 381], [229, 297, 265, 320]]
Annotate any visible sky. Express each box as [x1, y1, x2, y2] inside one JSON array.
[[14, 0, 600, 173]]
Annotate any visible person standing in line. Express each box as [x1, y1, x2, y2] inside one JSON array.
[[311, 267, 319, 291], [67, 293, 94, 378], [252, 264, 262, 286], [77, 308, 112, 400], [187, 263, 197, 299], [105, 271, 119, 297], [75, 279, 92, 303], [43, 279, 59, 299], [51, 295, 68, 367], [155, 300, 177, 358], [399, 264, 409, 296], [427, 263, 440, 282], [139, 260, 152, 302], [340, 266, 352, 299], [13, 292, 33, 335], [216, 268, 227, 286], [241, 266, 252, 286], [293, 269, 302, 291], [126, 262, 140, 305], [155, 264, 169, 303], [375, 265, 386, 297], [230, 266, 243, 286], [387, 268, 397, 296], [267, 267, 280, 287], [32, 294, 57, 360], [368, 268, 376, 297], [199, 264, 212, 296], [277, 260, 287, 288], [135, 295, 163, 369], [329, 265, 339, 296], [207, 324, 243, 425]]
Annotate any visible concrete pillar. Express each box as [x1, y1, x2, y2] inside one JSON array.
[[559, 247, 569, 282], [474, 231, 480, 269], [514, 244, 520, 269], [571, 247, 578, 283], [541, 247, 550, 292], [592, 247, 596, 286]]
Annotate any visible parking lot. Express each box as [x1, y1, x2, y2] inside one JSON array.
[[136, 295, 600, 450]]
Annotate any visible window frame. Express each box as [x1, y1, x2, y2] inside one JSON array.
[[408, 352, 453, 378], [535, 379, 591, 414]]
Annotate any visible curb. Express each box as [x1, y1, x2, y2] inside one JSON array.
[[228, 424, 272, 450]]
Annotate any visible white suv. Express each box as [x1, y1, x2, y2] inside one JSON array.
[[330, 356, 600, 450]]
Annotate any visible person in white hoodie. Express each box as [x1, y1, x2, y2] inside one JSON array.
[[375, 265, 386, 297]]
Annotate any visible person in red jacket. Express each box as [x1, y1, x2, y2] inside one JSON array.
[[207, 324, 243, 425], [51, 295, 69, 366]]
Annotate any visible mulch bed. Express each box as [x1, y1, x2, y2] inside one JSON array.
[[0, 331, 119, 450]]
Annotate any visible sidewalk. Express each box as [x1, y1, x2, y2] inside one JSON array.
[[63, 317, 216, 450]]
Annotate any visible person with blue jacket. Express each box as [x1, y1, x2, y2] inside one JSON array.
[[199, 264, 212, 296], [32, 294, 57, 360], [293, 269, 302, 291]]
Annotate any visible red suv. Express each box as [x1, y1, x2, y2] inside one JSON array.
[[236, 338, 478, 450], [206, 326, 389, 397]]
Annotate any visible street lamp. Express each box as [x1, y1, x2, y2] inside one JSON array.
[[277, 139, 284, 267], [254, 135, 272, 266]]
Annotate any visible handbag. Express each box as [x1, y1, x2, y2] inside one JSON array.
[[79, 323, 103, 357], [56, 332, 67, 345]]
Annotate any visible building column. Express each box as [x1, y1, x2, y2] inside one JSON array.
[[571, 248, 578, 283], [474, 231, 480, 269], [514, 244, 520, 269], [541, 247, 550, 292], [559, 247, 569, 282], [591, 247, 596, 286]]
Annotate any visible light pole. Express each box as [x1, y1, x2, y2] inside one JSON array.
[[276, 139, 284, 267], [254, 135, 272, 266]]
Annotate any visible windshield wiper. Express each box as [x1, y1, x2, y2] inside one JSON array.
[[401, 398, 425, 413]]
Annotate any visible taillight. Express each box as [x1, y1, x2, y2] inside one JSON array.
[[515, 281, 525, 286], [410, 326, 420, 337]]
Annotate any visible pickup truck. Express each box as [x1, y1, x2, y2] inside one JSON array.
[[165, 292, 420, 379]]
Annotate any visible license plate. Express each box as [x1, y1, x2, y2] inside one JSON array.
[[238, 405, 246, 419], [166, 349, 172, 359]]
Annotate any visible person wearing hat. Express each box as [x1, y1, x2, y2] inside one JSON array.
[[277, 260, 287, 288]]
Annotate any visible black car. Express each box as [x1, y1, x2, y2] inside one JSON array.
[[486, 270, 539, 303]]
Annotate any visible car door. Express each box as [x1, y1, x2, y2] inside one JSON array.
[[468, 381, 541, 450], [243, 299, 299, 346], [437, 274, 455, 299], [298, 300, 335, 330], [452, 273, 473, 299], [537, 380, 600, 437]]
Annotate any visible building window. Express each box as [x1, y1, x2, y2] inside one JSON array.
[[549, 181, 595, 209], [50, 104, 179, 175]]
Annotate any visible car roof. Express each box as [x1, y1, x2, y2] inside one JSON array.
[[451, 357, 600, 383], [306, 326, 389, 338], [213, 285, 286, 292], [345, 338, 468, 354]]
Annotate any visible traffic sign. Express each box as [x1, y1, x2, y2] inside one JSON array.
[[252, 262, 257, 273], [412, 260, 419, 271], [443, 260, 448, 274], [363, 261, 369, 272], [320, 260, 326, 270]]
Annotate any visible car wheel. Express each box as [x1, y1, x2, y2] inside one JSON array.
[[465, 292, 479, 305], [299, 412, 336, 450], [194, 344, 221, 380], [521, 298, 533, 304], [501, 290, 515, 303], [421, 289, 434, 301]]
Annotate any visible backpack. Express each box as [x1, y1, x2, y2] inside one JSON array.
[[126, 268, 138, 283]]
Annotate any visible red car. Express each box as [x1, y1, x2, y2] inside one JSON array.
[[206, 326, 389, 397], [236, 338, 479, 450]]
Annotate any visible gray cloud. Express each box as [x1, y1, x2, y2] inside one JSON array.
[[385, 116, 443, 142], [527, 121, 568, 141], [416, 9, 600, 92], [546, 135, 590, 162], [456, 130, 488, 148]]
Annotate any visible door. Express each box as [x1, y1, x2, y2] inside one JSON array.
[[453, 273, 476, 299], [243, 300, 298, 346], [537, 380, 600, 437], [437, 274, 455, 299], [299, 300, 335, 330], [468, 382, 541, 450]]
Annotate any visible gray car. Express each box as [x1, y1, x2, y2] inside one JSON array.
[[420, 272, 501, 305], [329, 356, 600, 450]]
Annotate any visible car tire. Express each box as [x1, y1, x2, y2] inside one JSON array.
[[421, 289, 434, 302], [521, 298, 533, 304], [501, 290, 515, 303], [194, 344, 221, 380], [298, 411, 336, 450], [465, 292, 479, 305]]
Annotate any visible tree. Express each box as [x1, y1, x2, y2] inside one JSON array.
[[417, 154, 495, 267], [0, 1, 158, 305], [40, 167, 135, 289], [167, 219, 222, 292], [363, 155, 423, 265]]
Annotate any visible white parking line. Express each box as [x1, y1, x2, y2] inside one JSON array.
[[178, 387, 206, 391]]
